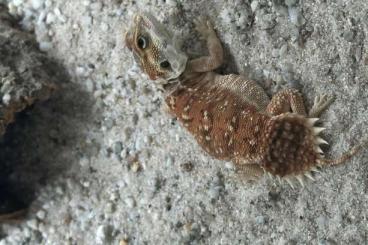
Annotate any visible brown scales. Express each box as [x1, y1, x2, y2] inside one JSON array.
[[125, 13, 367, 187]]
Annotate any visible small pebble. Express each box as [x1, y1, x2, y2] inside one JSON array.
[[279, 44, 288, 57], [7, 3, 18, 16], [109, 190, 120, 201], [131, 161, 141, 172], [316, 215, 327, 229], [90, 2, 103, 11], [82, 0, 91, 6], [2, 94, 11, 104], [36, 210, 46, 220], [45, 0, 52, 7], [79, 157, 90, 167], [37, 11, 46, 25], [81, 15, 92, 26], [255, 215, 266, 225], [96, 225, 110, 244], [54, 7, 66, 23], [85, 79, 95, 92], [27, 219, 39, 230], [120, 240, 128, 245], [355, 46, 362, 61], [285, 0, 297, 7], [165, 155, 174, 166], [31, 0, 43, 10], [165, 0, 177, 7], [39, 42, 53, 52], [288, 7, 300, 25], [113, 141, 124, 155], [55, 186, 64, 195], [120, 149, 128, 159], [46, 12, 56, 24], [250, 0, 259, 12], [13, 0, 24, 7], [343, 30, 355, 42], [271, 48, 279, 58], [101, 22, 109, 32], [125, 196, 136, 208], [208, 186, 222, 201], [105, 202, 115, 213], [23, 227, 31, 237]]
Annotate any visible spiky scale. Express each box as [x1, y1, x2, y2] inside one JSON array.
[[316, 137, 329, 145], [307, 118, 319, 126], [285, 178, 295, 189], [315, 146, 324, 154], [296, 175, 305, 187], [313, 127, 326, 135], [277, 176, 282, 184], [304, 172, 315, 181]]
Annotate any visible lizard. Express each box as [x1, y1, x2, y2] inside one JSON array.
[[125, 12, 367, 187]]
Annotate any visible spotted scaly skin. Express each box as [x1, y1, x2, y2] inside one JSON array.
[[125, 13, 367, 187]]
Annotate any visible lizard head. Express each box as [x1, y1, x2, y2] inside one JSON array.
[[125, 13, 188, 81]]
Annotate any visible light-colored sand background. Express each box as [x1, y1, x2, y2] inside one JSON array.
[[1, 0, 368, 244]]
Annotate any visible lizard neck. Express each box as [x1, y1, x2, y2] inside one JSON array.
[[162, 70, 210, 96]]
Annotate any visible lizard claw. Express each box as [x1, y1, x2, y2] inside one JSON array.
[[308, 93, 335, 117], [194, 17, 216, 40]]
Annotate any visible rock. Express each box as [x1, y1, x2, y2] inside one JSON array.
[[0, 4, 55, 139]]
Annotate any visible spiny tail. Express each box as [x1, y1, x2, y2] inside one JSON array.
[[319, 138, 368, 166]]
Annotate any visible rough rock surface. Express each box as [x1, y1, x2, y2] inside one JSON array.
[[1, 0, 368, 244], [0, 4, 54, 137]]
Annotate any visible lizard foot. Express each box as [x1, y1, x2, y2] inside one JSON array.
[[308, 94, 335, 118], [194, 17, 216, 40]]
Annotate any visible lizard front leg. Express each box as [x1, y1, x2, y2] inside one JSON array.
[[187, 18, 223, 73]]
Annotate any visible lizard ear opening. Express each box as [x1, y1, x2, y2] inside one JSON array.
[[124, 31, 133, 51]]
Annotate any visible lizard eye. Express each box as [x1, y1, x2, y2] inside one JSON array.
[[137, 36, 148, 49], [160, 60, 171, 69]]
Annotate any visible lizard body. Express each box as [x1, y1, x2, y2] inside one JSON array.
[[125, 13, 366, 186]]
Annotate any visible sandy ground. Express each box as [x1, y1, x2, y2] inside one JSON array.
[[1, 0, 368, 244]]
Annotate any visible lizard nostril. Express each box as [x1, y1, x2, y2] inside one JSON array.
[[160, 60, 171, 69]]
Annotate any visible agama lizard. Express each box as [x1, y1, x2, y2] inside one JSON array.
[[125, 13, 367, 187]]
